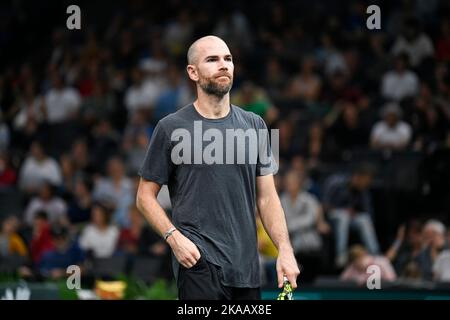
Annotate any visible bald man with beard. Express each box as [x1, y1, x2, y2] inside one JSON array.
[[137, 36, 300, 300]]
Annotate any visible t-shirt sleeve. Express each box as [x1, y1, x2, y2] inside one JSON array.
[[256, 116, 278, 176], [138, 121, 174, 185]]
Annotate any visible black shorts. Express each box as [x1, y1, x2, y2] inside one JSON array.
[[177, 256, 261, 300]]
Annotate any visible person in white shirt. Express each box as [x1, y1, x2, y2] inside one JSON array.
[[13, 82, 44, 132], [371, 103, 412, 151], [391, 17, 434, 68], [79, 202, 119, 259], [433, 250, 450, 282], [280, 170, 330, 254], [44, 74, 81, 124], [24, 182, 68, 226], [92, 156, 134, 227], [381, 53, 419, 101], [18, 141, 62, 193], [124, 68, 166, 117]]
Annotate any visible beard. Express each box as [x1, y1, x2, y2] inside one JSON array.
[[198, 74, 233, 97]]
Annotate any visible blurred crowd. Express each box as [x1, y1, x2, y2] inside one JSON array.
[[1, 0, 450, 287]]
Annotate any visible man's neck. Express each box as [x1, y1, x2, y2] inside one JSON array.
[[194, 90, 230, 119]]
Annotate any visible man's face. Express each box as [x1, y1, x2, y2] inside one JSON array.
[[352, 173, 372, 191], [408, 229, 422, 248], [188, 38, 234, 97], [285, 172, 302, 194], [108, 158, 124, 178], [355, 255, 371, 272], [385, 112, 398, 127]]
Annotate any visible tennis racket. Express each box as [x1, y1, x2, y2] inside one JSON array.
[[277, 276, 294, 300]]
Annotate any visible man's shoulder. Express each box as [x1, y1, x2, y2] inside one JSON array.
[[231, 104, 262, 120], [157, 103, 194, 128], [231, 104, 266, 128]]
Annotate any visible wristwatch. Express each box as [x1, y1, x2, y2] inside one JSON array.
[[164, 227, 177, 241]]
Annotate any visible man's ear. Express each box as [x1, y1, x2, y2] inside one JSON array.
[[186, 65, 198, 81]]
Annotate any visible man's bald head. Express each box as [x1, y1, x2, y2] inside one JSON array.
[[186, 35, 234, 97], [187, 36, 230, 65]]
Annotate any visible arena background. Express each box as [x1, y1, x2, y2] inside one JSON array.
[[0, 0, 450, 300]]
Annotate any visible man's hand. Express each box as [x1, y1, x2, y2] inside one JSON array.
[[276, 247, 301, 289], [166, 230, 201, 268]]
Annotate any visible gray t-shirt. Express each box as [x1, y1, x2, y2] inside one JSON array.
[[138, 103, 277, 288]]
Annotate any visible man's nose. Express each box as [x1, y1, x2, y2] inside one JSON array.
[[218, 58, 228, 70]]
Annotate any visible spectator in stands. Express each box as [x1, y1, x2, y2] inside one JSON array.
[[80, 79, 117, 126], [70, 139, 93, 174], [436, 19, 450, 62], [118, 205, 167, 257], [281, 169, 330, 281], [122, 110, 154, 155], [89, 119, 120, 172], [323, 164, 380, 267], [67, 177, 93, 225], [365, 34, 390, 89], [416, 219, 447, 281], [433, 249, 450, 282], [42, 73, 82, 157], [0, 152, 17, 188], [341, 245, 397, 285], [278, 119, 302, 161], [59, 153, 76, 196], [386, 220, 424, 277], [30, 211, 54, 265], [381, 53, 419, 101], [39, 225, 85, 280], [301, 121, 335, 167], [410, 91, 450, 151], [285, 56, 322, 104], [18, 141, 62, 194], [24, 181, 68, 226], [370, 103, 412, 151], [281, 169, 330, 252], [153, 63, 193, 122], [125, 130, 149, 176], [262, 57, 287, 100], [11, 82, 44, 141], [78, 202, 119, 259], [0, 113, 10, 153], [164, 10, 193, 56], [322, 70, 362, 106], [317, 33, 348, 77], [124, 67, 160, 118], [0, 216, 28, 258], [391, 17, 434, 68], [93, 156, 134, 227], [43, 73, 81, 125], [327, 102, 369, 156], [232, 81, 278, 122]]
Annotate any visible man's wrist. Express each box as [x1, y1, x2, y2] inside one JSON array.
[[278, 242, 294, 254], [164, 227, 177, 242]]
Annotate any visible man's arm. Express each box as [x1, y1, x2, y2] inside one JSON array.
[[136, 178, 201, 268], [256, 174, 300, 288]]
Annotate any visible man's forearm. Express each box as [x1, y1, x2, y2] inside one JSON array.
[[257, 196, 293, 252], [136, 182, 201, 269], [136, 193, 174, 238]]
